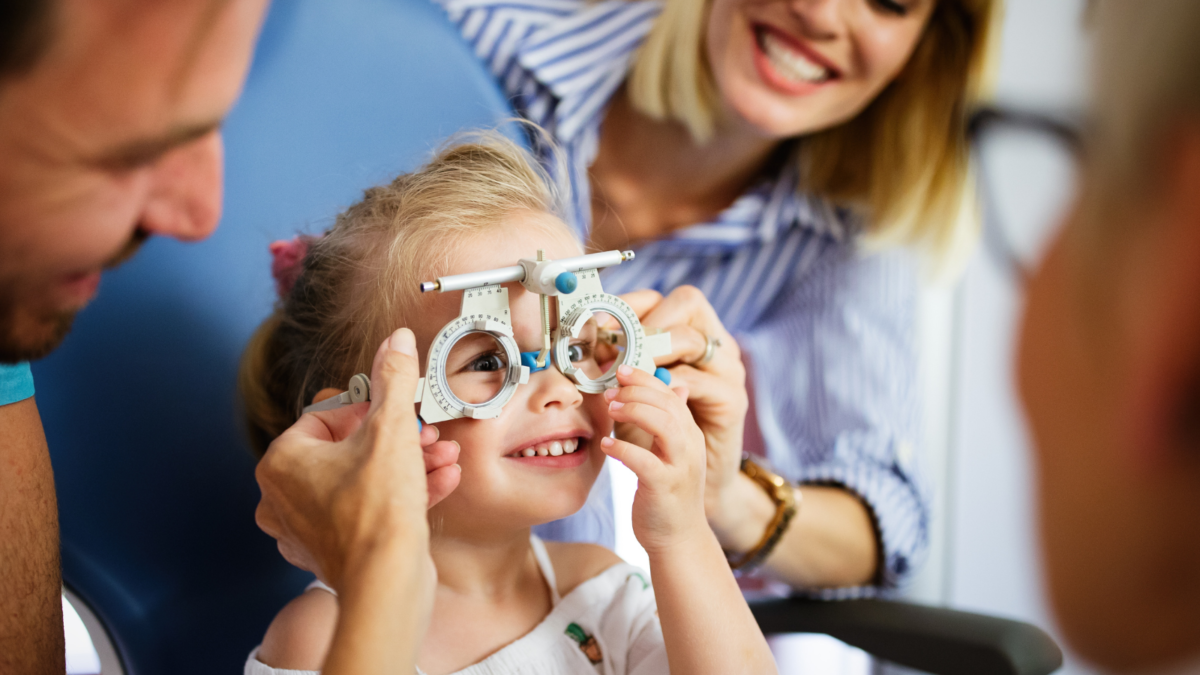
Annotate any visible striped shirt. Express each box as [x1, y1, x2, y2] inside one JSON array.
[[437, 0, 928, 594]]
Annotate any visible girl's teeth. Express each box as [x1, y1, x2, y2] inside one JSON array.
[[523, 448, 536, 457], [564, 439, 576, 453], [762, 31, 829, 83], [537, 447, 549, 456], [549, 441, 564, 456]]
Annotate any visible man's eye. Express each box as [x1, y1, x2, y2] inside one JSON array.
[[467, 352, 506, 372]]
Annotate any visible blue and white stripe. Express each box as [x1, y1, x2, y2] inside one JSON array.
[[435, 0, 929, 594]]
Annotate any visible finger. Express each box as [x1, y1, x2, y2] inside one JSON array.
[[424, 440, 460, 473], [637, 285, 725, 336], [254, 499, 281, 540], [653, 324, 709, 367], [606, 380, 681, 411], [614, 363, 672, 392], [667, 364, 746, 413], [420, 422, 441, 447], [614, 421, 654, 450], [607, 400, 682, 458], [304, 401, 371, 442], [365, 327, 423, 444], [427, 464, 462, 507], [620, 289, 664, 319], [673, 386, 690, 403], [599, 436, 661, 479]]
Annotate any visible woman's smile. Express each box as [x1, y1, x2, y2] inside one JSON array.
[[751, 23, 840, 96]]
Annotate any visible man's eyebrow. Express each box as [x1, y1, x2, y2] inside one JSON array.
[[91, 118, 223, 171]]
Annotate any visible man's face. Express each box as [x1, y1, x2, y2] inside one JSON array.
[[1018, 131, 1200, 669], [0, 0, 269, 362]]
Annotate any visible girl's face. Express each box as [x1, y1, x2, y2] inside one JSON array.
[[414, 212, 612, 539], [705, 0, 936, 139]]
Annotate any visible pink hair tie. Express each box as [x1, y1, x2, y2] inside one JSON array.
[[269, 236, 311, 298]]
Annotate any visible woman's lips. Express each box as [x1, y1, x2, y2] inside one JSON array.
[[751, 23, 838, 96]]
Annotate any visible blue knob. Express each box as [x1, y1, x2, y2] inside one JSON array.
[[521, 352, 549, 373], [654, 367, 671, 385], [417, 417, 423, 433], [555, 271, 578, 294]]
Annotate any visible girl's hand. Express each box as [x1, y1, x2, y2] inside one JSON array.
[[620, 287, 747, 530], [599, 364, 709, 555]]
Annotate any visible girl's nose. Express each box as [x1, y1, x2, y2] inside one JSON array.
[[523, 354, 584, 411]]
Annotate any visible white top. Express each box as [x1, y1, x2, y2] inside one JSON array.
[[244, 535, 668, 675]]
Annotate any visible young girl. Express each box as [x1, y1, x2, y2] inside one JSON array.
[[239, 134, 777, 675]]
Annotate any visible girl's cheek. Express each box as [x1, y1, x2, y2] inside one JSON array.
[[584, 394, 614, 431]]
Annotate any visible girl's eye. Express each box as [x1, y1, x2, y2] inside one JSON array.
[[567, 342, 592, 363], [872, 0, 909, 16], [467, 352, 506, 372]]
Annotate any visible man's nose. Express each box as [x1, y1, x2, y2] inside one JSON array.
[[137, 131, 225, 242]]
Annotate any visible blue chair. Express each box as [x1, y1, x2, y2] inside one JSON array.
[[33, 1, 1062, 673], [34, 1, 510, 672]]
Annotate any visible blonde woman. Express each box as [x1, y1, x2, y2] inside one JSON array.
[[437, 0, 996, 595]]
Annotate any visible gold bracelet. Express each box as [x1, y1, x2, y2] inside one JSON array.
[[725, 457, 799, 572]]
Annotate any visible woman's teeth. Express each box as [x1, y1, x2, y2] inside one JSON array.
[[760, 30, 831, 84], [509, 438, 581, 458]]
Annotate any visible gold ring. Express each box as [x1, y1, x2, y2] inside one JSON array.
[[693, 335, 721, 367]]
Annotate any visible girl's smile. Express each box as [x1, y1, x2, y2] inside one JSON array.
[[502, 431, 593, 467]]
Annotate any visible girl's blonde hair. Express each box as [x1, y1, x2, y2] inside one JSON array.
[[628, 0, 1001, 258], [239, 133, 565, 456]]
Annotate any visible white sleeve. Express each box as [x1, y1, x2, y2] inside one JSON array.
[[598, 567, 669, 675], [244, 648, 320, 675]]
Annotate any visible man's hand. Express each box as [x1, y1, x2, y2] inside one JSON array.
[[253, 328, 459, 590]]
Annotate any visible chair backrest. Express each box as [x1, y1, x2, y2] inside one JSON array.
[[32, 2, 509, 672]]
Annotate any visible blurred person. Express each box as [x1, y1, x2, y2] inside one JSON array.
[[436, 0, 999, 597], [0, 2, 457, 673], [1014, 0, 1200, 671]]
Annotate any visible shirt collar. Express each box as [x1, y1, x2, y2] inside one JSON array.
[[517, 0, 661, 142], [664, 146, 852, 248]]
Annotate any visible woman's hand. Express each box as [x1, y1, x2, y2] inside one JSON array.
[[621, 286, 748, 529], [599, 365, 709, 555]]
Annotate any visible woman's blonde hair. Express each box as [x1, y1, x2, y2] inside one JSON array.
[[239, 132, 566, 456], [628, 0, 1001, 258]]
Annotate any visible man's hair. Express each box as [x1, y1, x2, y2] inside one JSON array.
[[0, 0, 56, 80], [1090, 0, 1200, 215]]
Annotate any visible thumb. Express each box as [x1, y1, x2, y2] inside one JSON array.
[[365, 328, 422, 441], [620, 289, 663, 319]]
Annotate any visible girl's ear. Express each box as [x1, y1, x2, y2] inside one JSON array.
[[312, 388, 342, 405]]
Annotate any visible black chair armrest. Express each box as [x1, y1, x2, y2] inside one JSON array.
[[749, 597, 1063, 675]]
